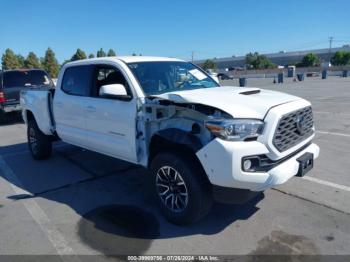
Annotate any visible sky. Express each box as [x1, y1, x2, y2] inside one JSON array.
[[1, 0, 349, 63]]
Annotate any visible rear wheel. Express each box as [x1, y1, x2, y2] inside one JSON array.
[[27, 120, 52, 160], [150, 152, 213, 225]]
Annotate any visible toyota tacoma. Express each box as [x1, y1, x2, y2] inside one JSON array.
[[20, 57, 319, 224]]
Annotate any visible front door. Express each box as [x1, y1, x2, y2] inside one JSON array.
[[84, 64, 138, 163]]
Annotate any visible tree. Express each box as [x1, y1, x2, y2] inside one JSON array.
[[88, 53, 95, 59], [1, 48, 20, 70], [97, 48, 106, 57], [25, 52, 41, 68], [202, 59, 217, 70], [16, 54, 25, 68], [42, 48, 60, 78], [245, 52, 276, 69], [107, 49, 116, 57], [71, 48, 87, 61], [331, 51, 350, 66], [297, 53, 320, 67], [132, 53, 137, 56]]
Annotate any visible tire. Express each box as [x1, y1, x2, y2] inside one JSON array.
[[27, 120, 52, 160], [150, 151, 213, 225]]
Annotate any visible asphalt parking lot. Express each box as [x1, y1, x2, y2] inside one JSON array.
[[0, 76, 350, 259]]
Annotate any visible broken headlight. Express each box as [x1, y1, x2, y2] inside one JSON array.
[[205, 119, 264, 141]]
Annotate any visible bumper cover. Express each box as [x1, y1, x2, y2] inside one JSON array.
[[1, 104, 22, 113], [196, 138, 319, 192]]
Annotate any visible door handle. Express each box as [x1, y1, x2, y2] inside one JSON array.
[[56, 102, 63, 108], [85, 105, 96, 112]]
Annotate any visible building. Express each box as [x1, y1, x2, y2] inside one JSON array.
[[194, 45, 350, 71]]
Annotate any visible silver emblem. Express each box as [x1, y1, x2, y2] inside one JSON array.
[[296, 115, 305, 135]]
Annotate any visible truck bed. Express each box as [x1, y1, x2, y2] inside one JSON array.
[[20, 88, 55, 136]]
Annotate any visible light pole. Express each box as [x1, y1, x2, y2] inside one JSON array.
[[328, 36, 333, 63]]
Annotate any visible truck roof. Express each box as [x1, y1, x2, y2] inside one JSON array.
[[118, 56, 185, 63], [65, 56, 185, 66], [2, 69, 46, 73]]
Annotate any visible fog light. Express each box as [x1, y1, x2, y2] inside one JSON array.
[[243, 159, 252, 171]]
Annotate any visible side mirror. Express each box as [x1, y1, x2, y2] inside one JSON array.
[[99, 84, 131, 100]]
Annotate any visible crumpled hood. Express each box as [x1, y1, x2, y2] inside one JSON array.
[[152, 86, 301, 119]]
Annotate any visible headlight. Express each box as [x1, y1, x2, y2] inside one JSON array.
[[205, 119, 264, 141]]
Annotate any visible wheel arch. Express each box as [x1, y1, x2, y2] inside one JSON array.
[[24, 110, 36, 124], [148, 128, 210, 183]]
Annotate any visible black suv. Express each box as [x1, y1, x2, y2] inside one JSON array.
[[0, 69, 54, 120]]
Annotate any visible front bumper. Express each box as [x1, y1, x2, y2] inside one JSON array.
[[196, 138, 319, 192]]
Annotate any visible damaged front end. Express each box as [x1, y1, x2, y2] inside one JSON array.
[[135, 96, 232, 166]]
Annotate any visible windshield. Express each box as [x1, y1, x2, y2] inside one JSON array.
[[3, 70, 53, 88], [127, 61, 219, 96]]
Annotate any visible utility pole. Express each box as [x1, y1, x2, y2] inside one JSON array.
[[191, 51, 194, 63], [328, 36, 333, 63]]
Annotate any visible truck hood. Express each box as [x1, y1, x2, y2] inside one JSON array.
[[152, 86, 300, 119]]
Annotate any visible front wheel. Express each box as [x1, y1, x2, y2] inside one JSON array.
[[27, 120, 52, 160], [150, 152, 213, 225]]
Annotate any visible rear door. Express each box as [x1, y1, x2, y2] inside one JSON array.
[[53, 65, 93, 146]]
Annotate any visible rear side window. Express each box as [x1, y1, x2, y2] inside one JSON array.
[[62, 65, 92, 96], [3, 70, 53, 88]]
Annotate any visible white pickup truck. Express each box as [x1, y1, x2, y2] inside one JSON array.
[[21, 56, 319, 224]]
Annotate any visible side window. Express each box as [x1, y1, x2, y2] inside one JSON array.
[[62, 65, 92, 96], [91, 66, 129, 98]]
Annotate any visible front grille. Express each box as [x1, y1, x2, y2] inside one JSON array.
[[273, 106, 314, 152]]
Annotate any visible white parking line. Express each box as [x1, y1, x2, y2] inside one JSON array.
[[316, 130, 350, 138], [0, 156, 79, 259], [302, 176, 350, 192]]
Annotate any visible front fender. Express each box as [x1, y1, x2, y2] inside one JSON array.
[[153, 128, 203, 152]]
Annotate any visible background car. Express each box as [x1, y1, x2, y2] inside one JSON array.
[[0, 69, 54, 122], [217, 73, 234, 80]]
